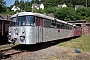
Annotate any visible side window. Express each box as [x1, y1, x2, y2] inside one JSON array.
[[57, 22, 61, 28], [61, 23, 65, 29], [51, 21, 57, 28], [44, 19, 51, 28], [65, 24, 69, 29], [69, 25, 73, 30]]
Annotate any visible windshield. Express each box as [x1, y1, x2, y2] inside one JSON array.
[[10, 15, 35, 26], [16, 16, 26, 26], [26, 16, 35, 26]]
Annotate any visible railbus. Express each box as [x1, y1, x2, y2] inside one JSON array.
[[8, 12, 82, 44]]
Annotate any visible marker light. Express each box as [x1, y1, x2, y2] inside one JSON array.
[[16, 31, 18, 35]]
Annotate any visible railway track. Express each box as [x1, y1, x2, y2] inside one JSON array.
[[0, 39, 68, 60], [0, 38, 90, 60]]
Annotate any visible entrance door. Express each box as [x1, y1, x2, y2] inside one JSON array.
[[35, 17, 44, 43]]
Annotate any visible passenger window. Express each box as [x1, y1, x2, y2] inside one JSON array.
[[61, 23, 66, 29], [57, 22, 61, 28], [44, 19, 51, 28], [51, 21, 56, 28], [65, 24, 68, 29]]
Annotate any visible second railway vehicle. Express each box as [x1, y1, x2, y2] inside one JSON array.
[[8, 12, 82, 44]]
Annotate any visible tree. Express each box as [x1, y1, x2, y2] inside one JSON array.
[[14, 0, 19, 6], [19, 0, 25, 10], [33, 8, 45, 13], [55, 7, 80, 21], [24, 1, 32, 12], [45, 7, 56, 13], [0, 0, 6, 13], [76, 7, 90, 22], [44, 0, 59, 8]]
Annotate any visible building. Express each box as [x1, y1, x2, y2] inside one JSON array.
[[32, 3, 44, 10], [58, 3, 67, 8], [11, 5, 21, 12], [0, 14, 11, 21], [75, 5, 84, 10], [68, 20, 90, 35]]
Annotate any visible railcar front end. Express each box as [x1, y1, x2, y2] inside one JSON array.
[[8, 26, 36, 44], [8, 14, 37, 44]]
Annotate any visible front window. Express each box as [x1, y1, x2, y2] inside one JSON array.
[[26, 16, 35, 26], [10, 15, 35, 26], [17, 16, 26, 26]]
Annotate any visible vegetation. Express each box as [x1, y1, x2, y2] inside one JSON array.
[[0, 44, 17, 49], [58, 35, 90, 52], [55, 7, 81, 21], [0, 0, 6, 13], [0, 0, 90, 22]]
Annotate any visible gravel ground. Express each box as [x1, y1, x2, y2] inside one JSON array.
[[0, 40, 90, 60]]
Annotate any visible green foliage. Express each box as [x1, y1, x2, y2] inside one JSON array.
[[0, 44, 18, 49], [76, 8, 88, 16], [55, 7, 80, 21], [14, 0, 19, 6], [76, 7, 90, 22], [0, 0, 6, 13], [44, 0, 59, 8], [1, 11, 16, 15], [45, 7, 56, 13], [24, 1, 32, 12], [33, 8, 45, 14]]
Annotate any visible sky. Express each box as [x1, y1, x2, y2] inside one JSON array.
[[4, 0, 31, 7]]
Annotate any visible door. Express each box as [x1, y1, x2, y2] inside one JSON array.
[[35, 17, 44, 43]]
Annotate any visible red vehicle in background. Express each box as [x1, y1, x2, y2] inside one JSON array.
[[73, 26, 82, 36]]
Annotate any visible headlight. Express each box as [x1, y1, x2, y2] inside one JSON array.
[[9, 30, 11, 33], [20, 36, 25, 39]]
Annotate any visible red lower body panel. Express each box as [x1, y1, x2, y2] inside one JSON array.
[[74, 30, 82, 36]]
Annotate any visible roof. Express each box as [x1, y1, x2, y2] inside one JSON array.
[[58, 3, 67, 8], [75, 5, 84, 9], [11, 5, 20, 12], [58, 5, 62, 8], [0, 16, 3, 20], [11, 12, 74, 26], [32, 4, 40, 8], [68, 20, 86, 23], [0, 16, 9, 21]]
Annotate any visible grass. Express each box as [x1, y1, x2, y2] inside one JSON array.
[[58, 35, 90, 52], [0, 44, 17, 49]]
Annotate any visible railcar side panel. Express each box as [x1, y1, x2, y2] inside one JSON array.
[[36, 26, 43, 43], [43, 28, 73, 42]]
